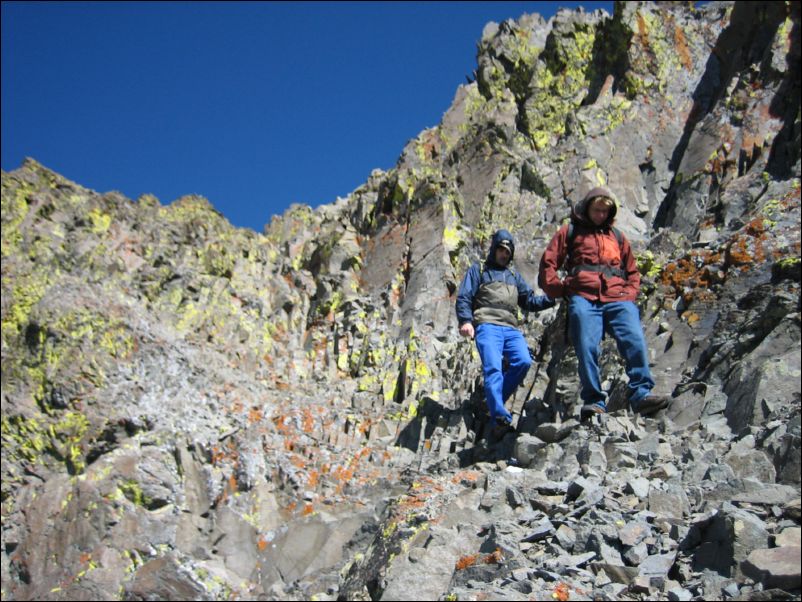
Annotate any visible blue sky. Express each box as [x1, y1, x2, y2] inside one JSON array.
[[2, 1, 614, 232]]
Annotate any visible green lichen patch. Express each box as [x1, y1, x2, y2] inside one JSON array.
[[1, 179, 34, 258], [625, 8, 690, 97], [1, 265, 53, 345], [637, 250, 663, 279], [118, 479, 153, 508], [521, 21, 598, 148], [1, 410, 91, 475]]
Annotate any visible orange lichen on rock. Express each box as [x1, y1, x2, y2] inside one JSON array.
[[661, 249, 723, 304], [248, 406, 263, 424], [552, 581, 571, 601], [483, 547, 504, 564], [301, 408, 315, 433], [725, 218, 771, 270], [455, 554, 479, 570], [454, 547, 502, 570], [673, 23, 693, 70], [451, 470, 481, 485]]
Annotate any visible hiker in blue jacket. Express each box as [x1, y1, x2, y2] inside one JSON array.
[[456, 229, 555, 430]]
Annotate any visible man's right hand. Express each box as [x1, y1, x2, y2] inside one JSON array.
[[459, 323, 475, 339]]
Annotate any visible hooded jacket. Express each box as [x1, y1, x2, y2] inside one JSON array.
[[538, 187, 640, 302], [456, 229, 554, 327]]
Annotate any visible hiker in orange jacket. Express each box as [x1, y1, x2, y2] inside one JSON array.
[[539, 187, 669, 420]]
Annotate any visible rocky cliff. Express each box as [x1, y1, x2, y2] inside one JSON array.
[[2, 2, 800, 600]]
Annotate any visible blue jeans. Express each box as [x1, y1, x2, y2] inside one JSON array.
[[568, 296, 654, 406], [475, 323, 532, 425]]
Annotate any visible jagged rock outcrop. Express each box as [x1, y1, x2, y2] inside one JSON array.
[[2, 1, 800, 600]]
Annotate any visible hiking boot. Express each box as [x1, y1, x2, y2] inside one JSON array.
[[491, 415, 514, 438], [580, 401, 607, 421], [632, 394, 670, 416]]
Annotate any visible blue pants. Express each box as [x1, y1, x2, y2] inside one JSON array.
[[475, 323, 532, 425], [568, 296, 654, 406]]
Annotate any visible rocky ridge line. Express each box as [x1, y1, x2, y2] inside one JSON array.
[[1, 2, 800, 600]]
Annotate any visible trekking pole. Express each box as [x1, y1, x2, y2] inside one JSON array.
[[511, 348, 541, 430]]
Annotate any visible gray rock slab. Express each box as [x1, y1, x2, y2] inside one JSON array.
[[513, 434, 546, 467], [648, 484, 690, 519], [123, 555, 206, 601], [590, 562, 639, 584], [618, 521, 651, 546], [730, 482, 800, 505], [724, 448, 777, 483], [555, 524, 576, 550], [624, 541, 649, 566], [566, 476, 600, 502], [521, 519, 555, 543], [638, 552, 677, 578], [543, 551, 596, 570], [693, 505, 769, 576], [741, 546, 802, 590], [625, 477, 651, 499], [588, 532, 624, 566], [775, 527, 801, 548], [534, 420, 578, 443], [667, 587, 694, 601], [535, 480, 568, 496], [506, 485, 525, 508], [783, 498, 801, 522]]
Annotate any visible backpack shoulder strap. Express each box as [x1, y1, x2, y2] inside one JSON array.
[[565, 223, 576, 268], [611, 226, 623, 248]]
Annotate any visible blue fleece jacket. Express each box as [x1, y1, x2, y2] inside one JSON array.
[[456, 229, 555, 326]]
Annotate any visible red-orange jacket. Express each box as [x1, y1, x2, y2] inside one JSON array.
[[538, 189, 640, 303]]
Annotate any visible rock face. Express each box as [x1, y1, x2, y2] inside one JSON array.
[[1, 2, 800, 601]]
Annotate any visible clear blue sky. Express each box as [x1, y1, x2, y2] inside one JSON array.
[[2, 1, 614, 232]]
